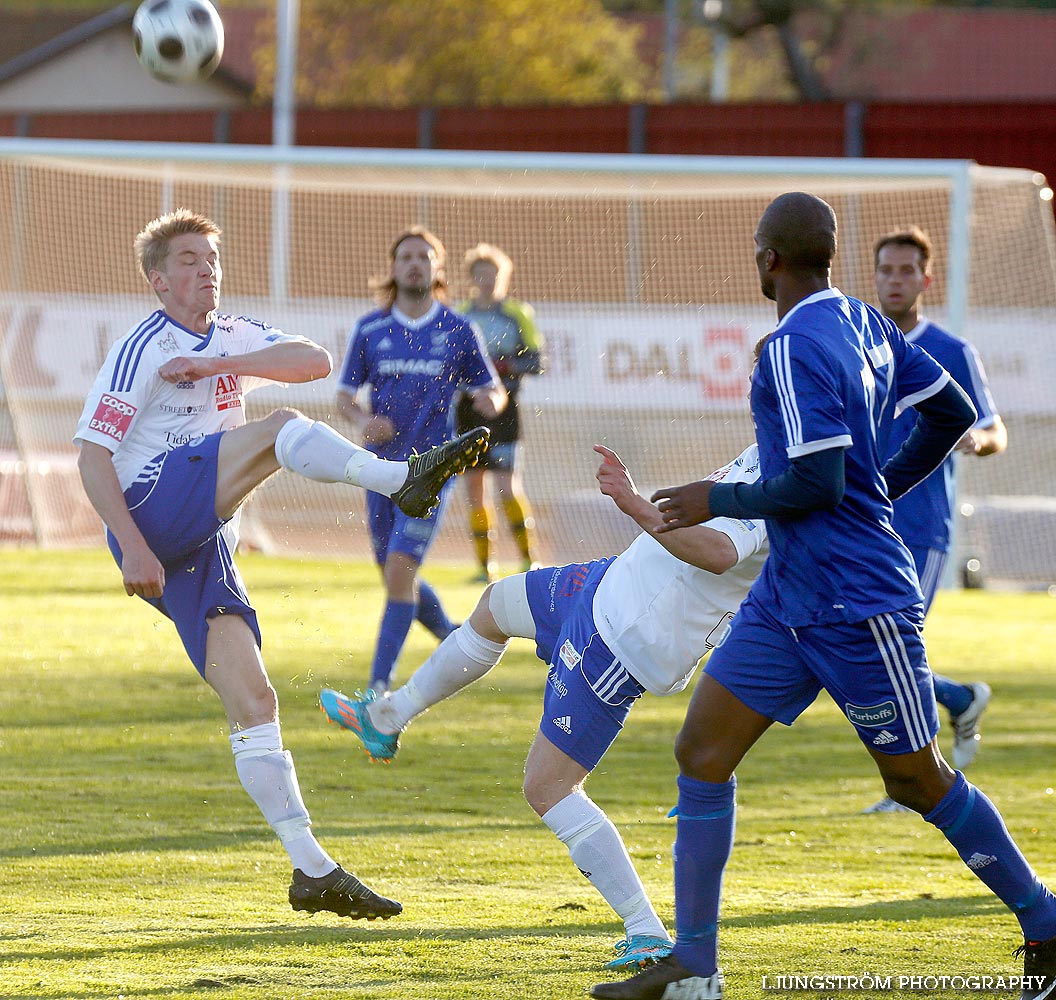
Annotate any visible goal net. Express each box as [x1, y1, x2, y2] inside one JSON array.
[[1, 139, 1053, 587]]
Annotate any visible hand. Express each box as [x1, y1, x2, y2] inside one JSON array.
[[594, 444, 640, 513], [650, 480, 715, 532], [158, 355, 217, 383], [362, 415, 396, 445], [955, 429, 982, 455], [471, 388, 505, 421], [121, 542, 165, 599]]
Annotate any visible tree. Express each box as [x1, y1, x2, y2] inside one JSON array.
[[609, 0, 946, 103], [701, 0, 873, 101], [254, 0, 655, 107]]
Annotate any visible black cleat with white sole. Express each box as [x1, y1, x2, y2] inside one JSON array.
[[392, 426, 490, 518], [591, 954, 723, 999], [289, 865, 402, 921]]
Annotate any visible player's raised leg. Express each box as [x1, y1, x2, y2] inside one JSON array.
[[320, 575, 521, 758], [205, 614, 401, 920], [217, 408, 402, 516], [215, 408, 488, 521]]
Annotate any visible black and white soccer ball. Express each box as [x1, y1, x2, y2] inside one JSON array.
[[132, 0, 225, 85]]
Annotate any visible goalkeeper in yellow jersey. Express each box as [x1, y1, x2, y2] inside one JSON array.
[[456, 243, 546, 581]]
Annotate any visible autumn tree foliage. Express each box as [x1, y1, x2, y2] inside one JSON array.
[[254, 0, 654, 107]]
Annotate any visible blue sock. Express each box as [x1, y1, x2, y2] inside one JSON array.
[[671, 774, 736, 977], [932, 673, 973, 716], [416, 581, 455, 640], [370, 601, 416, 689], [926, 771, 1056, 942]]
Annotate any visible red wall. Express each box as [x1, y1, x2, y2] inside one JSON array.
[[5, 102, 1055, 187], [863, 102, 1056, 180], [646, 103, 847, 158]]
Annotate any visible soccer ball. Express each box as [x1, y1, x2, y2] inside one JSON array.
[[132, 0, 225, 85]]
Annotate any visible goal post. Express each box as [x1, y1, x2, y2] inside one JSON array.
[[0, 137, 1053, 586]]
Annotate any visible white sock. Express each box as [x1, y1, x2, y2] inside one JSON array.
[[542, 790, 669, 940], [370, 621, 509, 734], [229, 722, 336, 877], [274, 417, 407, 495]]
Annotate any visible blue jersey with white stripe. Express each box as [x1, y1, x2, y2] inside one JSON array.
[[886, 320, 999, 551], [338, 301, 498, 461], [749, 288, 949, 626]]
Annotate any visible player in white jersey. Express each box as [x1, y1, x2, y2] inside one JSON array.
[[74, 209, 487, 923], [321, 443, 767, 969]]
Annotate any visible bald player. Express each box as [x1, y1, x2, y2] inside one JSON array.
[[592, 193, 1056, 1000]]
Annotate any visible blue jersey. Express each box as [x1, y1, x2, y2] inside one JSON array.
[[886, 320, 999, 551], [338, 301, 498, 461], [749, 288, 949, 627]]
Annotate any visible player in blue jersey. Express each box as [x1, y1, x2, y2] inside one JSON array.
[[862, 226, 1008, 814], [336, 227, 507, 693], [456, 243, 545, 581], [593, 193, 1056, 1000], [74, 210, 486, 924]]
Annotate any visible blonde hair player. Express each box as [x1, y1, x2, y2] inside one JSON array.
[[75, 209, 485, 922]]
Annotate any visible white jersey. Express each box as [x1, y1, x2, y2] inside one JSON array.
[[592, 444, 768, 696], [74, 310, 301, 489]]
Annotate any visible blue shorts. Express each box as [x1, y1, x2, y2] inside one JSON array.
[[525, 559, 644, 772], [108, 433, 260, 677], [704, 591, 937, 755], [907, 544, 948, 614], [366, 484, 449, 564]]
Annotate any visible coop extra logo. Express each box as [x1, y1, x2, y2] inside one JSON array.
[[89, 393, 137, 442]]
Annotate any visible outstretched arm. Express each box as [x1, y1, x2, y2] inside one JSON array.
[[594, 445, 738, 573], [651, 448, 846, 531], [159, 340, 332, 386]]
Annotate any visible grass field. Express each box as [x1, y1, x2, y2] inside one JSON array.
[[1, 549, 1054, 1000]]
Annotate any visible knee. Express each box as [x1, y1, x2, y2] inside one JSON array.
[[244, 682, 278, 728], [470, 584, 505, 642], [262, 408, 305, 434], [880, 761, 955, 814], [523, 768, 577, 818], [382, 561, 417, 599], [674, 729, 733, 784], [522, 772, 547, 817], [222, 682, 278, 732]]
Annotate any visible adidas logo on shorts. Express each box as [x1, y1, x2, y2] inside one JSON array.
[[553, 716, 573, 734], [872, 730, 898, 746]]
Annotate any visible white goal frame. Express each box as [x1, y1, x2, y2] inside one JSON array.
[[0, 136, 976, 337], [2, 137, 1052, 588]]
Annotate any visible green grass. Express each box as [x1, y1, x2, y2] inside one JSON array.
[[1, 549, 1054, 999]]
